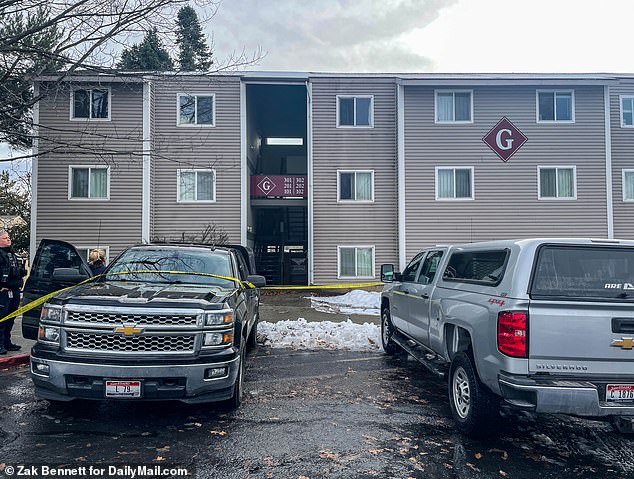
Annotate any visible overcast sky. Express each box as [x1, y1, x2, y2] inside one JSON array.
[[209, 0, 634, 73]]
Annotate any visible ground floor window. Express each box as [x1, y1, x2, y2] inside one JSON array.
[[177, 169, 216, 202], [338, 245, 374, 279], [538, 166, 576, 199], [624, 169, 634, 201], [76, 246, 110, 263], [69, 166, 109, 199], [435, 167, 474, 200]]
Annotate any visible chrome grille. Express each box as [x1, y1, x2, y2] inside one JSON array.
[[66, 331, 195, 353], [66, 311, 198, 326]]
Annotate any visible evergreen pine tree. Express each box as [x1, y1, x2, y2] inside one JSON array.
[[175, 6, 212, 71], [118, 28, 174, 71]]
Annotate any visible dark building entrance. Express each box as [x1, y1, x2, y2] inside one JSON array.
[[246, 83, 308, 285]]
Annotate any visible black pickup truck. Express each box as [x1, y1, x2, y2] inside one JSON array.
[[23, 240, 265, 407]]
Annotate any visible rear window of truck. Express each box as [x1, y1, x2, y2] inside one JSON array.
[[530, 245, 634, 301], [442, 249, 509, 285]]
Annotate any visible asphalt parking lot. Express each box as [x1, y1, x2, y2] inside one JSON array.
[[2, 344, 634, 479]]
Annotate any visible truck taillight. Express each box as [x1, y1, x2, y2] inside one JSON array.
[[497, 311, 528, 358]]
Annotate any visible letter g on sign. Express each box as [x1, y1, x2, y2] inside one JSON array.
[[495, 128, 514, 151]]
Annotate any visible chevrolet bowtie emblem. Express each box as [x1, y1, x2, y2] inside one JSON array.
[[114, 325, 143, 336], [611, 338, 634, 350]]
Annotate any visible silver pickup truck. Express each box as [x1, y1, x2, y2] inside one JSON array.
[[380, 238, 634, 436]]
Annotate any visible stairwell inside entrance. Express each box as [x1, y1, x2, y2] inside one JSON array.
[[246, 83, 308, 285]]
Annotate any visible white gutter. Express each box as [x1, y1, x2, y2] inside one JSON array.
[[240, 81, 247, 245], [307, 80, 314, 285], [29, 83, 39, 263], [142, 80, 152, 243], [604, 85, 614, 239], [397, 83, 406, 271]]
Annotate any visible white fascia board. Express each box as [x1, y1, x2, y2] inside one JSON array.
[[142, 80, 151, 243], [240, 81, 247, 246], [30, 82, 39, 263], [604, 85, 614, 239]]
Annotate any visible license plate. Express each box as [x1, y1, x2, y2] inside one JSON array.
[[606, 384, 634, 402], [105, 380, 141, 398]]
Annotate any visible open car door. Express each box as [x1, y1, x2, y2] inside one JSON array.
[[21, 239, 92, 340]]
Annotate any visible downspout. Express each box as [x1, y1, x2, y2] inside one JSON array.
[[604, 85, 614, 239]]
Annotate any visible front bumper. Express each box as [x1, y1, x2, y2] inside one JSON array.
[[499, 372, 634, 417], [30, 351, 240, 404]]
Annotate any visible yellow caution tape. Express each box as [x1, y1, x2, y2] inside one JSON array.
[[0, 270, 382, 325]]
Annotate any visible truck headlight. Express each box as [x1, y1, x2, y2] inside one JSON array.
[[203, 310, 234, 326], [203, 332, 234, 346], [40, 304, 63, 323], [38, 326, 60, 344]]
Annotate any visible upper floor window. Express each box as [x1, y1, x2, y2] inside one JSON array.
[[435, 90, 473, 123], [178, 94, 215, 126], [621, 96, 634, 127], [337, 96, 373, 127], [435, 167, 474, 200], [537, 90, 574, 122], [338, 245, 374, 278], [71, 88, 110, 120], [177, 169, 216, 202], [337, 170, 374, 202], [69, 166, 109, 200], [538, 166, 576, 200], [623, 169, 634, 201]]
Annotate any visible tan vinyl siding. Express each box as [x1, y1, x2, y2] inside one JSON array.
[[150, 77, 241, 243], [312, 78, 398, 284], [404, 85, 608, 260], [610, 80, 634, 240], [35, 81, 144, 257]]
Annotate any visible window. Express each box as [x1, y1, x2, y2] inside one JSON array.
[[401, 252, 425, 282], [621, 97, 634, 127], [623, 169, 634, 201], [442, 249, 509, 285], [71, 88, 110, 120], [538, 166, 576, 200], [178, 94, 215, 126], [338, 246, 374, 278], [69, 166, 109, 200], [337, 170, 374, 202], [77, 246, 110, 264], [435, 90, 473, 123], [337, 96, 373, 127], [177, 169, 216, 202], [537, 90, 574, 122], [435, 167, 474, 200], [418, 250, 444, 285]]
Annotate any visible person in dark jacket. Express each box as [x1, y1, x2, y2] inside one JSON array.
[[88, 248, 107, 275], [0, 229, 27, 354]]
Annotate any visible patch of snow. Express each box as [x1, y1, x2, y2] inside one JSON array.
[[259, 318, 381, 351], [307, 290, 381, 316]]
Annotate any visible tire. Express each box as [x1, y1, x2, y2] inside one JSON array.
[[247, 315, 258, 350], [381, 307, 400, 355], [225, 340, 246, 410], [448, 352, 500, 437]]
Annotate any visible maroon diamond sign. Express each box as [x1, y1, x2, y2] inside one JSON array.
[[482, 117, 527, 162]]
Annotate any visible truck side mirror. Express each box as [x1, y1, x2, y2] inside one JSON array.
[[246, 274, 266, 288], [381, 264, 395, 282]]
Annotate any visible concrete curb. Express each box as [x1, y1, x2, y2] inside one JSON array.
[[0, 353, 30, 369]]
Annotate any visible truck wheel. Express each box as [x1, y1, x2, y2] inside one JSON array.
[[448, 352, 499, 437], [381, 307, 400, 355], [247, 315, 258, 350], [226, 341, 246, 409]]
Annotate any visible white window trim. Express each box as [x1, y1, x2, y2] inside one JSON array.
[[537, 165, 578, 200], [77, 245, 110, 263], [434, 166, 475, 201], [619, 95, 634, 128], [336, 169, 375, 203], [337, 245, 376, 280], [67, 165, 111, 201], [336, 95, 374, 128], [623, 169, 634, 202], [176, 168, 217, 203], [176, 93, 216, 127], [69, 87, 112, 121], [536, 89, 576, 124], [434, 90, 474, 124]]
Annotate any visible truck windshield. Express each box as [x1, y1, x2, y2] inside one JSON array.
[[531, 245, 634, 300], [105, 248, 236, 288]]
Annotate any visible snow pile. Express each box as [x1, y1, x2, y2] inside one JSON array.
[[258, 318, 381, 351], [307, 290, 381, 316]]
